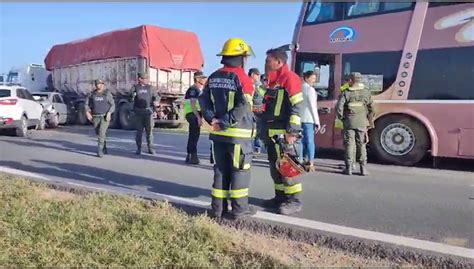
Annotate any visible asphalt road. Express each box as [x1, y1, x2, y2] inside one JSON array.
[[1, 126, 473, 250]]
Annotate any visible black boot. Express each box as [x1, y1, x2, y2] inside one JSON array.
[[103, 143, 108, 154], [343, 163, 353, 175], [147, 145, 155, 155], [228, 206, 256, 220], [189, 153, 200, 165], [360, 163, 369, 176], [263, 195, 286, 209], [185, 154, 190, 163], [278, 199, 302, 215], [135, 148, 141, 155]]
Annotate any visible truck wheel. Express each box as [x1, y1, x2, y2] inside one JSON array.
[[119, 103, 135, 130], [37, 113, 46, 130], [76, 103, 88, 125], [16, 116, 28, 137], [108, 112, 120, 129], [48, 114, 59, 128], [370, 115, 429, 166], [167, 122, 183, 128], [66, 108, 76, 125]]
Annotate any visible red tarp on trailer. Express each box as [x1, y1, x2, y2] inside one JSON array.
[[44, 25, 204, 71]]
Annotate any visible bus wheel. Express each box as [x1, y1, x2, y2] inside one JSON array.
[[370, 115, 429, 166]]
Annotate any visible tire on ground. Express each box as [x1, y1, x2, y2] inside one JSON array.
[[370, 115, 429, 166], [37, 113, 46, 130], [76, 102, 88, 125], [119, 103, 135, 130], [16, 116, 28, 137], [48, 114, 59, 129]]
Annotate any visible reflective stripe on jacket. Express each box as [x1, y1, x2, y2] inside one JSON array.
[[199, 66, 255, 144]]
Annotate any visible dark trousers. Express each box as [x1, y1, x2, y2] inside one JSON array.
[[253, 117, 265, 151], [266, 139, 303, 203], [186, 113, 201, 154], [93, 115, 110, 153], [211, 141, 252, 217], [135, 111, 154, 149], [343, 128, 368, 166]]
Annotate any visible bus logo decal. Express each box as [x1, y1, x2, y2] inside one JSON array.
[[329, 26, 356, 43]]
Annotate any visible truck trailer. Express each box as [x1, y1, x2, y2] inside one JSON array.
[[44, 24, 204, 129]]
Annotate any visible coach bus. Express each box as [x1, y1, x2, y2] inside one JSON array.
[[290, 1, 474, 165]]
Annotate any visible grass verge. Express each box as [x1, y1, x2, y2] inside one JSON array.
[[0, 173, 396, 266]]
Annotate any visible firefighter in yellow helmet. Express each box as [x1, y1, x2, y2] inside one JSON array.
[[199, 38, 256, 220]]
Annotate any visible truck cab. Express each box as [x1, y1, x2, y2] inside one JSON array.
[[6, 64, 51, 92]]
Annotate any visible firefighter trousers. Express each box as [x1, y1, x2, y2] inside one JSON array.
[[266, 139, 303, 203], [211, 141, 252, 218]]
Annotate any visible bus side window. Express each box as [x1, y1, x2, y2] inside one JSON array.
[[342, 51, 401, 95], [410, 47, 474, 100]]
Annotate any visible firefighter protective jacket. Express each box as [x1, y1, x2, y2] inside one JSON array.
[[261, 64, 303, 137], [199, 66, 255, 144]]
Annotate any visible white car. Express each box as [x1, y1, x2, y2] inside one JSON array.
[[0, 85, 45, 136], [32, 92, 69, 128]]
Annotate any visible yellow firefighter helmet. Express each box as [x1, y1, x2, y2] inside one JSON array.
[[217, 38, 254, 57]]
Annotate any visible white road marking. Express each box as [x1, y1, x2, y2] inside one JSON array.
[[66, 182, 109, 192], [254, 211, 474, 259], [1, 166, 473, 260], [0, 167, 51, 181]]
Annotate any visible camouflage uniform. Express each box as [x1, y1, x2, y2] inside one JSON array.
[[336, 76, 374, 175], [85, 82, 115, 157]]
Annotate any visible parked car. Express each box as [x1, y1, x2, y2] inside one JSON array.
[[0, 85, 45, 136], [32, 92, 69, 128]]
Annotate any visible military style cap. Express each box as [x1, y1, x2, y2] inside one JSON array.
[[94, 79, 105, 85], [248, 68, 260, 76], [138, 72, 149, 79], [350, 72, 363, 80], [194, 71, 207, 78]]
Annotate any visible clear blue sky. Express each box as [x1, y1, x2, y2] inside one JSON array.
[[0, 2, 302, 75]]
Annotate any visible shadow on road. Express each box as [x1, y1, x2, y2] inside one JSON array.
[[0, 160, 269, 207], [4, 138, 214, 171]]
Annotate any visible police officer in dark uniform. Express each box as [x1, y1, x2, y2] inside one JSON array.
[[184, 71, 207, 164], [131, 72, 160, 155], [85, 79, 115, 158], [199, 38, 255, 220]]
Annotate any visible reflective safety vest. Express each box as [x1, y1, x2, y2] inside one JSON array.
[[199, 70, 254, 144], [184, 99, 200, 115], [252, 86, 266, 113], [261, 87, 303, 136], [340, 82, 350, 93], [184, 85, 202, 115]]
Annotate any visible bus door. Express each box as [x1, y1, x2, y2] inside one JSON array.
[[296, 53, 340, 149]]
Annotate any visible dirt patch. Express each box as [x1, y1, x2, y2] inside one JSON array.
[[232, 229, 396, 266], [35, 187, 77, 202], [442, 237, 469, 247]]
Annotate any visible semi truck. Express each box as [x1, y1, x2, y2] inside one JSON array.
[[4, 64, 51, 92], [44, 24, 204, 129]]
